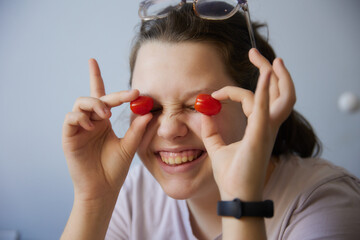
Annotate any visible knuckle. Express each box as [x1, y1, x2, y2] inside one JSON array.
[[75, 96, 87, 103], [220, 86, 236, 95], [222, 86, 233, 91], [243, 88, 254, 96], [65, 112, 81, 124], [260, 66, 272, 74], [95, 99, 106, 108], [64, 112, 73, 121], [78, 112, 88, 121], [73, 96, 105, 111], [73, 96, 87, 109], [88, 96, 104, 106]]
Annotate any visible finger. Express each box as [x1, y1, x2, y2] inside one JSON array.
[[63, 112, 94, 137], [254, 69, 271, 116], [249, 48, 280, 103], [100, 89, 140, 108], [89, 58, 106, 98], [248, 69, 271, 141], [120, 113, 153, 157], [273, 58, 296, 104], [270, 58, 296, 123], [72, 97, 111, 121], [201, 115, 225, 156], [211, 86, 254, 117]]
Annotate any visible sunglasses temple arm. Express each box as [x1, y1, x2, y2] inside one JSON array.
[[242, 3, 257, 48]]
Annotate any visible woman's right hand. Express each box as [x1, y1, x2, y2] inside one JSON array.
[[62, 59, 152, 204]]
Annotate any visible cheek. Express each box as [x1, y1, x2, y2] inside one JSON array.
[[214, 103, 247, 145], [136, 118, 157, 156], [129, 114, 149, 148], [186, 113, 202, 138]]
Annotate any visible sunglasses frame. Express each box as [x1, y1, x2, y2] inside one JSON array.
[[139, 0, 256, 48]]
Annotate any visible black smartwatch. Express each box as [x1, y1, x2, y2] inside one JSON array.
[[217, 198, 274, 219]]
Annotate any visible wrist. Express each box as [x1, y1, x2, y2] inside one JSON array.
[[219, 198, 272, 240], [73, 191, 119, 213], [218, 178, 265, 201], [61, 193, 119, 240], [220, 188, 263, 202], [218, 198, 274, 219]]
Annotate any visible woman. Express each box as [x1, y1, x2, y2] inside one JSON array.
[[61, 2, 360, 239]]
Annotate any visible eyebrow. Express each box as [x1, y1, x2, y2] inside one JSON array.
[[181, 88, 216, 100], [141, 87, 217, 101]]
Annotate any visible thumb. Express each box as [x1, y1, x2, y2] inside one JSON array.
[[201, 115, 225, 156], [120, 114, 153, 158]]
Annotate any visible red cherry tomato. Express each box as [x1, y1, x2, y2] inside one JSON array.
[[194, 94, 221, 116], [130, 96, 154, 115]]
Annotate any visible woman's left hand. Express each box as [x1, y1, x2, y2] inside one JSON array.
[[201, 48, 296, 200]]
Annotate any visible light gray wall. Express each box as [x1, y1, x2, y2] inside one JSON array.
[[0, 0, 359, 239]]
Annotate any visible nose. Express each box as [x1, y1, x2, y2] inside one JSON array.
[[157, 112, 188, 141]]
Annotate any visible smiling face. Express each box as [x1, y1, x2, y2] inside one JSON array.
[[131, 41, 247, 200]]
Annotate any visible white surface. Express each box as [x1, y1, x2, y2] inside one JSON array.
[[338, 92, 360, 113]]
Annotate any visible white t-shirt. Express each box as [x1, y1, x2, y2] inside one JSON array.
[[106, 155, 360, 240]]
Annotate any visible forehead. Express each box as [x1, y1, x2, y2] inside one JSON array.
[[131, 41, 234, 99]]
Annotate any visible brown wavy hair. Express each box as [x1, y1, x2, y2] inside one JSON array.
[[129, 3, 322, 158]]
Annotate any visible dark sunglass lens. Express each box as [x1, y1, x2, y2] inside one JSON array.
[[195, 0, 237, 18]]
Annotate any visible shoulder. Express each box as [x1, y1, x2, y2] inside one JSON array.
[[267, 155, 359, 194], [265, 155, 360, 239], [268, 155, 360, 211], [282, 155, 360, 203]]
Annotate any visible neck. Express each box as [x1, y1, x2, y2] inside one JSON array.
[[186, 180, 222, 240]]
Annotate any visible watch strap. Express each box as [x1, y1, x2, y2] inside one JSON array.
[[217, 198, 274, 219]]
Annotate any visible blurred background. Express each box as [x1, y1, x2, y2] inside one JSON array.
[[0, 0, 359, 239]]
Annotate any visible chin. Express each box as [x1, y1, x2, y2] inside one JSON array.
[[160, 181, 197, 200], [157, 171, 217, 201], [139, 151, 216, 200]]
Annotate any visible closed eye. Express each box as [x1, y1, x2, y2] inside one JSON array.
[[150, 107, 163, 114], [186, 105, 197, 113], [150, 104, 197, 115]]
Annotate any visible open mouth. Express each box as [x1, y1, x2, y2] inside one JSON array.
[[157, 150, 205, 166]]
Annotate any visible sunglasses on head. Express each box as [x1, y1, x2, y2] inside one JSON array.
[[139, 0, 256, 48]]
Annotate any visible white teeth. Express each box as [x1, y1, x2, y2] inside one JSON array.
[[175, 157, 182, 164], [159, 151, 203, 165]]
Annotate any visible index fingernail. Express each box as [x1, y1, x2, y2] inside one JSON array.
[[251, 48, 260, 55], [279, 58, 285, 66], [128, 89, 139, 94], [211, 90, 220, 98]]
